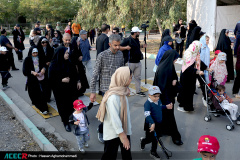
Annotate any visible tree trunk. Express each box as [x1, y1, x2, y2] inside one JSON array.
[[156, 18, 163, 37]]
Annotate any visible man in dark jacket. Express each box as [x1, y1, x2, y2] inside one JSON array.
[[96, 24, 110, 57], [12, 24, 25, 61], [0, 29, 19, 70], [120, 26, 147, 97], [0, 46, 11, 90]]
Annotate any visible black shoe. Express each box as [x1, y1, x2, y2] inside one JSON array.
[[172, 139, 183, 145], [12, 68, 19, 71], [98, 91, 103, 96], [140, 137, 145, 150], [136, 92, 146, 97], [150, 151, 161, 160], [65, 124, 71, 132]]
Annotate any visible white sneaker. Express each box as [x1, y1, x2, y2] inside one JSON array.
[[84, 143, 89, 148], [202, 97, 207, 107], [233, 94, 240, 98], [79, 148, 85, 153], [2, 85, 10, 91], [177, 106, 189, 113], [40, 111, 48, 115]]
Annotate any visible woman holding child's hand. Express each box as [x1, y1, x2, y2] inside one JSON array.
[[153, 49, 183, 146]]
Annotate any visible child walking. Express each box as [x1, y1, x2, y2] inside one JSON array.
[[0, 46, 11, 90], [140, 86, 173, 160], [69, 100, 93, 153], [210, 52, 228, 85], [215, 85, 239, 120]]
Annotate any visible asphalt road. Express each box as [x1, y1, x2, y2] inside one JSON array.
[[3, 36, 240, 160]]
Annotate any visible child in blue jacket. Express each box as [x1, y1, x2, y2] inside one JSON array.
[[140, 86, 172, 160]]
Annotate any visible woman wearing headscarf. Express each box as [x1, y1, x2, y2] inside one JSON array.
[[51, 30, 63, 48], [173, 18, 186, 58], [49, 46, 80, 132], [177, 41, 207, 112], [69, 35, 89, 97], [188, 26, 202, 48], [37, 36, 54, 102], [153, 49, 183, 146], [96, 66, 132, 160], [216, 29, 234, 82], [209, 52, 228, 86], [185, 20, 197, 49], [22, 46, 49, 115], [159, 29, 172, 48], [153, 36, 174, 72]]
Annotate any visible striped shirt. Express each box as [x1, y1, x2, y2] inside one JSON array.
[[90, 48, 124, 93]]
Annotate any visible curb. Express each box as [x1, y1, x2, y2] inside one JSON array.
[[0, 89, 58, 151]]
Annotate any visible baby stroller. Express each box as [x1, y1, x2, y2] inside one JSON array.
[[200, 72, 240, 131]]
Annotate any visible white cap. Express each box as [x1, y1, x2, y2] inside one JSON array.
[[131, 26, 142, 33], [41, 38, 48, 42], [218, 52, 227, 61], [32, 48, 38, 53], [148, 86, 161, 95], [0, 46, 8, 52]]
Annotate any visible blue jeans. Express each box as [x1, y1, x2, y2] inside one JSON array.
[[75, 129, 90, 148]]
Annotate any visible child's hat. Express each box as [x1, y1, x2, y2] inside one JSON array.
[[215, 50, 221, 55], [197, 135, 220, 155], [0, 46, 8, 52], [218, 52, 227, 61], [32, 48, 38, 53], [148, 86, 161, 95], [73, 100, 86, 111]]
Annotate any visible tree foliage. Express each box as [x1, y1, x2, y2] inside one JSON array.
[[0, 0, 186, 34], [76, 0, 187, 33], [0, 0, 80, 24]]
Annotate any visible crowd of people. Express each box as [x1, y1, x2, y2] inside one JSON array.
[[1, 18, 240, 160]]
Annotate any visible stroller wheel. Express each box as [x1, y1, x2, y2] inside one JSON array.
[[236, 121, 240, 125], [226, 124, 234, 131], [204, 115, 211, 122], [213, 114, 220, 117]]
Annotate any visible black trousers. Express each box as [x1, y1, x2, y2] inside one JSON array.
[[0, 71, 10, 85], [90, 36, 94, 45], [27, 80, 49, 112], [233, 70, 240, 94], [176, 41, 184, 58], [16, 50, 23, 60], [142, 123, 161, 152], [73, 34, 79, 37], [8, 51, 16, 69], [101, 136, 132, 160], [197, 75, 207, 100]]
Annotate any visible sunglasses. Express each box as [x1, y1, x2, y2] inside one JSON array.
[[41, 41, 47, 44], [54, 33, 58, 34]]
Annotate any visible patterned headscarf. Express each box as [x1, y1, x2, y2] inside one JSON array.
[[182, 40, 202, 73], [210, 52, 228, 84]]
